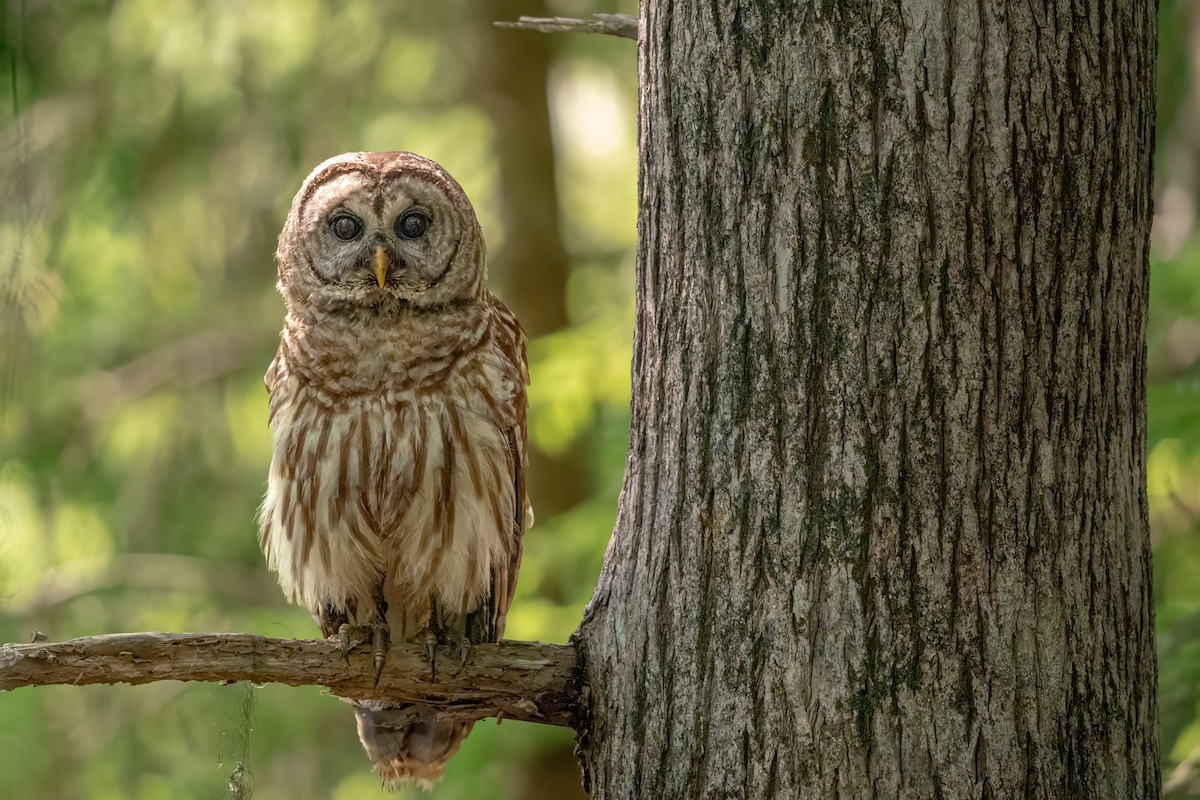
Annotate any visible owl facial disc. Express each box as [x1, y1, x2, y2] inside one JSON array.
[[276, 151, 488, 312]]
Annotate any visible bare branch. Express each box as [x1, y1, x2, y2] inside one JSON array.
[[0, 632, 580, 727], [494, 13, 638, 41]]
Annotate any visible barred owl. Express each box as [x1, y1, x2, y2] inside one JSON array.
[[258, 152, 530, 785]]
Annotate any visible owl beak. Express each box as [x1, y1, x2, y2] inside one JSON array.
[[373, 246, 388, 288]]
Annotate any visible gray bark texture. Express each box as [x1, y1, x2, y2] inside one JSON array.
[[575, 1, 1160, 799]]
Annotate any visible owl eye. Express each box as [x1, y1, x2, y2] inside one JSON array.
[[329, 213, 363, 241], [395, 210, 430, 240]]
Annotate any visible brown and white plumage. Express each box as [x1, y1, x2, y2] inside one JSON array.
[[258, 152, 530, 785]]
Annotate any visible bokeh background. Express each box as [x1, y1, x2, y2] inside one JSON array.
[[0, 1, 1198, 798]]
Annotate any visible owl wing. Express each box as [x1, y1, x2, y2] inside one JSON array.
[[264, 343, 288, 424], [467, 298, 530, 643]]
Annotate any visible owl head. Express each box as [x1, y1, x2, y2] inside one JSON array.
[[276, 152, 486, 313]]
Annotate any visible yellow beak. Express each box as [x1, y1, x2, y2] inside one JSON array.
[[373, 246, 387, 288]]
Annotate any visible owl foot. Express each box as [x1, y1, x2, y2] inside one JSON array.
[[450, 637, 471, 676], [335, 621, 390, 685], [336, 623, 367, 665]]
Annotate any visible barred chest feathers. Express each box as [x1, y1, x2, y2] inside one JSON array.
[[259, 309, 520, 635]]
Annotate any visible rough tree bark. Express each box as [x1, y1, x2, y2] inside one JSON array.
[[576, 2, 1160, 799]]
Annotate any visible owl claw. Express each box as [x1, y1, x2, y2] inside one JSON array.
[[451, 637, 471, 676], [337, 625, 352, 664], [336, 623, 363, 665], [423, 632, 438, 681], [372, 623, 388, 687], [334, 622, 388, 683]]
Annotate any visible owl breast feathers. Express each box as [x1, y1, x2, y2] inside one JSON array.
[[258, 152, 530, 785]]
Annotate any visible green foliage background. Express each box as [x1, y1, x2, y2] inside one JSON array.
[[1, 1, 1197, 798]]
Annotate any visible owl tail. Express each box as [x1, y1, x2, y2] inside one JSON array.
[[354, 703, 473, 788]]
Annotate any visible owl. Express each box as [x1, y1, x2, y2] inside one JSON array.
[[258, 152, 530, 785]]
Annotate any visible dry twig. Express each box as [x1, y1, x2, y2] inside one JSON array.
[[495, 13, 638, 41]]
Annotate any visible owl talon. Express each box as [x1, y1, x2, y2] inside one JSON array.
[[337, 625, 351, 664], [371, 623, 389, 686], [333, 622, 387, 682], [451, 637, 471, 676], [336, 623, 364, 665], [423, 632, 438, 681]]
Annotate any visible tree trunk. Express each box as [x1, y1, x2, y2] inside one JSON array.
[[474, 0, 591, 519], [474, 0, 570, 340], [576, 2, 1159, 798]]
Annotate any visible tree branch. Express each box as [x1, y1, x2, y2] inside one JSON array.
[[0, 632, 580, 727], [494, 13, 638, 40]]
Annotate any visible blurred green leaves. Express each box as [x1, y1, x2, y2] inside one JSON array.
[[2, 0, 1198, 798], [1151, 236, 1200, 793], [1, 1, 635, 797]]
